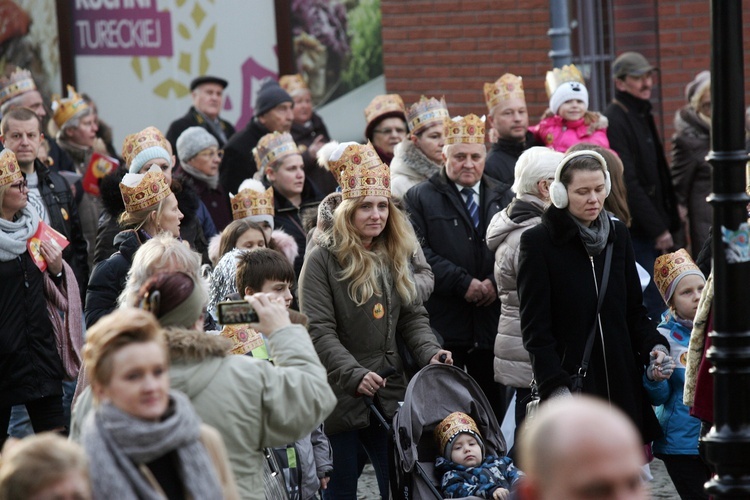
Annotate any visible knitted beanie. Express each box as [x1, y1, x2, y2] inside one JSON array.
[[549, 81, 589, 115], [254, 78, 293, 117], [129, 146, 172, 174], [176, 126, 218, 162]]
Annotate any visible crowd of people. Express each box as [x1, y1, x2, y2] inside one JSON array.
[[0, 49, 731, 499]]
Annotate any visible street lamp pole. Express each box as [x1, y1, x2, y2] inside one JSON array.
[[704, 0, 750, 497], [548, 0, 572, 68]]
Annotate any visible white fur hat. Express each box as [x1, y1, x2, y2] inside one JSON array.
[[549, 81, 589, 115]]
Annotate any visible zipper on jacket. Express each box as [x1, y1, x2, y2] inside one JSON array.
[[589, 255, 612, 404]]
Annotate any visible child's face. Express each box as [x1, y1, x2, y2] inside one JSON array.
[[260, 280, 293, 309], [558, 99, 586, 121], [450, 433, 482, 467], [671, 274, 705, 320]]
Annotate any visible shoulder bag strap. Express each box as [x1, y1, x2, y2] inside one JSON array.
[[579, 242, 614, 377]]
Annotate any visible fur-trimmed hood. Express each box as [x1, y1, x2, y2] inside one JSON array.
[[165, 328, 232, 362], [207, 228, 299, 267], [390, 138, 441, 183]]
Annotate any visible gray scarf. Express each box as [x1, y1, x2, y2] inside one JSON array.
[[0, 206, 39, 261], [570, 209, 611, 256], [83, 390, 223, 500], [180, 161, 220, 190]]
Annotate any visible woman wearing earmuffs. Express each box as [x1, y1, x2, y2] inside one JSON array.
[[516, 150, 671, 445]]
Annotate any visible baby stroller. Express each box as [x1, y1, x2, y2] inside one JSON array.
[[391, 364, 507, 499]]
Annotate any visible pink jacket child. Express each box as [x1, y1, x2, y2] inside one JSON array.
[[530, 64, 610, 153]]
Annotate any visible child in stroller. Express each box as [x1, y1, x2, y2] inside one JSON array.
[[392, 364, 520, 500], [434, 412, 523, 499]]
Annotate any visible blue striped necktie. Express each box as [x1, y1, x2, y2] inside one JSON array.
[[461, 187, 479, 228]]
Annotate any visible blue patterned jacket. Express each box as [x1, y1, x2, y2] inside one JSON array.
[[436, 455, 524, 498]]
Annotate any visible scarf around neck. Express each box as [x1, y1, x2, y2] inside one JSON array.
[[83, 390, 223, 500], [569, 209, 610, 256], [0, 206, 40, 261], [180, 161, 220, 190]]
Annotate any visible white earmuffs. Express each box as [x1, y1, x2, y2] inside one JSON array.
[[549, 150, 611, 209]]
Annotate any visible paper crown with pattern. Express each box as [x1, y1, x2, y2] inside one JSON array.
[[0, 67, 36, 107], [654, 249, 705, 303], [0, 149, 23, 188], [121, 126, 170, 167], [230, 186, 275, 220], [484, 73, 525, 111], [434, 412, 483, 457], [545, 64, 585, 99], [119, 165, 171, 213], [335, 142, 391, 199], [444, 114, 486, 145], [364, 94, 406, 128], [279, 74, 308, 96], [253, 132, 299, 172], [406, 96, 450, 135], [51, 85, 89, 128], [220, 324, 266, 356]]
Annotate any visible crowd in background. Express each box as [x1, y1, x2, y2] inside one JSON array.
[[0, 49, 738, 499]]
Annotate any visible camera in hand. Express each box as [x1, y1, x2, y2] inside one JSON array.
[[217, 300, 259, 325]]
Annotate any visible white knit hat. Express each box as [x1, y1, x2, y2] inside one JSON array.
[[549, 81, 589, 115], [176, 126, 218, 162]]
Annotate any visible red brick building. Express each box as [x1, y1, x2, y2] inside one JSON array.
[[381, 0, 750, 152]]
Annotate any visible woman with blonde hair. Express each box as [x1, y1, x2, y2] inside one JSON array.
[[80, 308, 237, 499], [85, 166, 183, 327], [299, 142, 451, 499], [0, 433, 91, 500]]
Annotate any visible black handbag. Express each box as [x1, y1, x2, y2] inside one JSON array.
[[570, 242, 613, 394]]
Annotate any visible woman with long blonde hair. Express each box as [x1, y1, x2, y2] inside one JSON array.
[[299, 142, 451, 499]]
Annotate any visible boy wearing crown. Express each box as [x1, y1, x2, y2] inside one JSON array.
[[435, 412, 523, 499], [404, 115, 513, 424]]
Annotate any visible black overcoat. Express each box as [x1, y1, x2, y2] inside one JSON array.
[[517, 206, 668, 442]]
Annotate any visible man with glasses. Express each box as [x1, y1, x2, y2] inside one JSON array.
[[166, 75, 235, 164], [604, 52, 680, 321], [363, 94, 407, 165], [0, 107, 89, 292], [176, 126, 232, 231]]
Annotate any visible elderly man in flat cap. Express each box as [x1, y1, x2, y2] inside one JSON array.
[[166, 75, 235, 163], [604, 52, 680, 322]]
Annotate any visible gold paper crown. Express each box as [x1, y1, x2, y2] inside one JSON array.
[[364, 94, 406, 127], [654, 249, 704, 303], [444, 114, 486, 145], [434, 412, 481, 454], [545, 64, 585, 99], [338, 142, 391, 199], [220, 324, 265, 356], [484, 73, 525, 110], [253, 132, 299, 172], [119, 168, 171, 213], [0, 149, 23, 188], [231, 186, 275, 220], [406, 96, 450, 135], [279, 74, 308, 96], [0, 67, 37, 106], [51, 85, 89, 128], [121, 126, 170, 167]]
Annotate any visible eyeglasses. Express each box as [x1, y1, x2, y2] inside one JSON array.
[[373, 127, 407, 136], [9, 179, 28, 193], [197, 149, 224, 159]]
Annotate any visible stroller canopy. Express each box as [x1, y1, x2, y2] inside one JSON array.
[[393, 364, 506, 472]]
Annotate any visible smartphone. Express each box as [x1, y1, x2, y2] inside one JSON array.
[[216, 300, 259, 325]]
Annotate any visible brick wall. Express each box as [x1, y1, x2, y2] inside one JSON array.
[[382, 0, 750, 152]]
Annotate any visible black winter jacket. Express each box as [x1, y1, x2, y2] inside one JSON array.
[[85, 230, 143, 327], [290, 113, 338, 194], [404, 171, 513, 349], [0, 251, 64, 405], [517, 206, 669, 443], [219, 118, 269, 195], [604, 91, 680, 240], [484, 131, 540, 186], [36, 160, 90, 294]]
